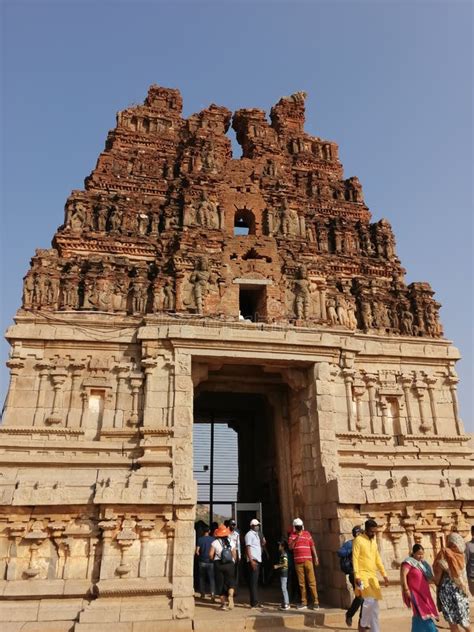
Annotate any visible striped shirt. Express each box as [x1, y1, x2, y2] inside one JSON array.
[[289, 530, 315, 563]]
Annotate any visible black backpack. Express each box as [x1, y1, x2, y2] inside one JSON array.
[[220, 538, 233, 564], [339, 553, 353, 574]]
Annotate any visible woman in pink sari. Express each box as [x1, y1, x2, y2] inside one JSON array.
[[401, 544, 439, 632]]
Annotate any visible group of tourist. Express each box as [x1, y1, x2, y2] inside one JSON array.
[[195, 517, 474, 631]]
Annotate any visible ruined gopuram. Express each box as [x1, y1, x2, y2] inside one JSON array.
[[1, 85, 472, 631]]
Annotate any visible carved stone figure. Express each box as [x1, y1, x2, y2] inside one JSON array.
[[61, 277, 79, 309], [294, 267, 310, 319], [131, 279, 148, 313], [190, 257, 211, 315], [281, 201, 299, 237], [346, 297, 358, 330], [95, 206, 108, 231], [22, 274, 35, 308], [113, 278, 128, 311], [360, 299, 373, 330], [327, 298, 338, 325], [109, 206, 123, 232], [67, 201, 88, 231], [196, 193, 219, 229], [163, 280, 175, 311], [335, 296, 348, 327], [137, 213, 149, 236], [401, 308, 414, 335], [317, 222, 329, 252]]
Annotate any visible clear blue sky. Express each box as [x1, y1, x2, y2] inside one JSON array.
[[1, 1, 472, 430]]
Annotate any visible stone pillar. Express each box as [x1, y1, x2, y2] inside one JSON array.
[[425, 375, 439, 435], [400, 374, 414, 435], [99, 520, 117, 580], [414, 377, 431, 433], [66, 362, 85, 428], [137, 520, 155, 578], [128, 373, 143, 427], [3, 359, 25, 425], [363, 373, 377, 434], [113, 364, 130, 428], [353, 379, 367, 431], [141, 357, 159, 427], [45, 369, 68, 425], [446, 368, 464, 435], [33, 361, 51, 426], [342, 369, 355, 432], [379, 397, 389, 435], [6, 523, 27, 580]]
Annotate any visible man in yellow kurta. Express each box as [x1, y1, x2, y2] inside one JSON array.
[[352, 519, 389, 632]]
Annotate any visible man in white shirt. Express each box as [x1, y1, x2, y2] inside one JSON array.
[[245, 518, 265, 607]]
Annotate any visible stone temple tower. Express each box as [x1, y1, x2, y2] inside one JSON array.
[[0, 85, 472, 631]]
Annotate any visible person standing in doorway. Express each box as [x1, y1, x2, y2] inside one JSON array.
[[337, 525, 363, 627], [352, 519, 389, 632], [209, 524, 237, 611], [245, 518, 264, 608], [226, 519, 241, 589], [195, 524, 216, 600], [466, 525, 474, 597], [274, 540, 290, 610], [288, 518, 320, 610]]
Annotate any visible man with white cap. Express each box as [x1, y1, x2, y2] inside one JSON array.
[[245, 518, 265, 607], [288, 517, 320, 609]]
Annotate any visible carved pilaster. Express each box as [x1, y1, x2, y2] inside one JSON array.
[[446, 366, 464, 435], [363, 372, 377, 434], [45, 368, 68, 425], [342, 369, 355, 432], [98, 519, 118, 580], [414, 376, 431, 433], [128, 373, 143, 426], [424, 375, 439, 435], [400, 373, 414, 435], [66, 362, 86, 428], [353, 379, 367, 431], [33, 361, 52, 426], [3, 358, 25, 424], [141, 357, 158, 427], [114, 364, 130, 428], [137, 520, 155, 578]]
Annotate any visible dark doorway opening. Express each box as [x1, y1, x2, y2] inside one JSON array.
[[239, 286, 265, 322]]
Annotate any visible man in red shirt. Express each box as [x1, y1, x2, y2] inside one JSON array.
[[288, 518, 320, 609]]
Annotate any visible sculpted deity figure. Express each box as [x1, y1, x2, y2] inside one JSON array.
[[262, 160, 277, 177], [190, 257, 211, 315], [372, 301, 391, 329], [132, 279, 148, 314], [326, 298, 338, 325], [109, 206, 123, 232], [47, 276, 60, 307], [163, 280, 176, 311], [112, 277, 128, 312], [83, 277, 99, 310], [96, 279, 113, 312], [317, 222, 329, 253], [294, 267, 311, 319], [401, 308, 414, 335], [196, 192, 219, 229], [335, 296, 348, 327], [61, 277, 79, 310], [281, 200, 299, 236], [95, 205, 108, 231], [359, 224, 374, 255], [360, 299, 373, 330], [201, 146, 217, 172], [137, 213, 149, 236], [23, 274, 35, 308], [67, 201, 88, 231], [425, 304, 441, 337], [346, 297, 358, 330]]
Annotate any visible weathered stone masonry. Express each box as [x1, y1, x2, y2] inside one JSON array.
[[0, 86, 472, 631]]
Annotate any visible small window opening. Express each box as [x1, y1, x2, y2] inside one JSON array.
[[234, 209, 256, 236], [239, 287, 265, 322]]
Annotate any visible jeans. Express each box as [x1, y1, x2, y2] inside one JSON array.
[[280, 575, 289, 606], [248, 561, 260, 606], [295, 560, 318, 605], [347, 572, 363, 619], [198, 561, 215, 596]]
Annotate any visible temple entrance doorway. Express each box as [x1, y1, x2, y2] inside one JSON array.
[[192, 362, 302, 547]]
